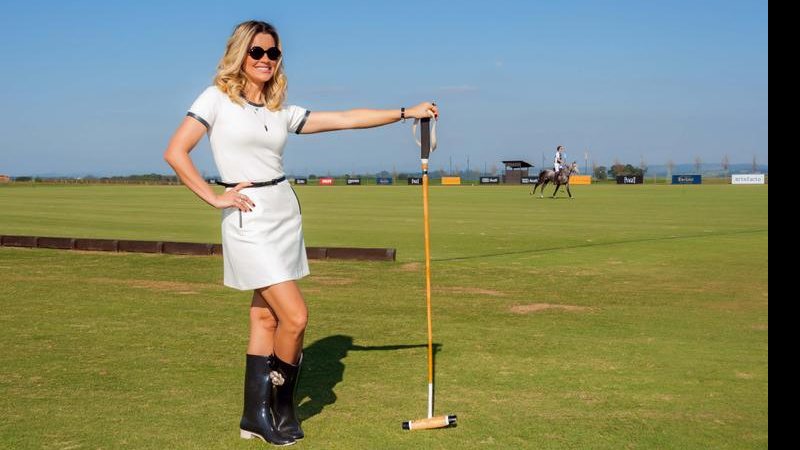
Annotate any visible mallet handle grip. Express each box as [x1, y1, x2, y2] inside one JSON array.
[[420, 118, 431, 160]]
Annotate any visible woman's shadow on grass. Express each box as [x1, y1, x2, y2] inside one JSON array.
[[296, 334, 439, 421]]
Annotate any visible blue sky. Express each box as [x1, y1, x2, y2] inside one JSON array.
[[0, 0, 768, 176]]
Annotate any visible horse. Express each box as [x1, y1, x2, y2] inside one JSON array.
[[530, 162, 579, 198]]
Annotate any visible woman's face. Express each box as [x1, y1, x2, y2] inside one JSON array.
[[243, 32, 279, 86]]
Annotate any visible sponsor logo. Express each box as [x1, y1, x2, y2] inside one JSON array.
[[617, 175, 643, 184], [480, 177, 500, 184], [671, 175, 702, 184], [319, 177, 334, 186], [731, 174, 765, 185], [294, 178, 308, 185]]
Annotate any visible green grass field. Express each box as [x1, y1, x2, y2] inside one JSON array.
[[1, 184, 768, 449]]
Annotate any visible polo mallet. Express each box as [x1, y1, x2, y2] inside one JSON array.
[[402, 116, 457, 431]]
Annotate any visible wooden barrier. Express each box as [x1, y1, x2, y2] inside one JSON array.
[[326, 247, 396, 261], [119, 240, 163, 253], [36, 237, 75, 249], [74, 238, 118, 252], [1, 235, 37, 247], [162, 241, 214, 256], [1, 235, 395, 261]]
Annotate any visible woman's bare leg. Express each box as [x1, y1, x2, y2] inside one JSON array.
[[247, 291, 278, 356], [255, 280, 307, 364]]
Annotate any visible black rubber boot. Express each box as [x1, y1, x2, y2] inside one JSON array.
[[240, 354, 296, 446], [270, 354, 305, 440]]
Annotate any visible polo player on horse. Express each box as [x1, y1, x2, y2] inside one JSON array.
[[530, 161, 579, 199]]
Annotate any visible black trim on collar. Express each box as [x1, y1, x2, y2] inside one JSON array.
[[295, 110, 311, 134], [240, 95, 265, 107], [186, 112, 210, 129]]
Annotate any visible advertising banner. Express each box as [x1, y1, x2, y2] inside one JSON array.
[[672, 175, 702, 184], [569, 175, 592, 185], [616, 175, 643, 184], [731, 174, 765, 184]]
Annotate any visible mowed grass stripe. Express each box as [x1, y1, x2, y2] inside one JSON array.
[[0, 184, 767, 261]]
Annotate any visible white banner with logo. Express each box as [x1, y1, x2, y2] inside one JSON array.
[[731, 174, 765, 185]]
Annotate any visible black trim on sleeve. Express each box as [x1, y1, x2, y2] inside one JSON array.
[[295, 110, 311, 134], [186, 111, 210, 129]]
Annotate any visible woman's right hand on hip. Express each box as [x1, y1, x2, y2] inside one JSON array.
[[213, 182, 255, 211]]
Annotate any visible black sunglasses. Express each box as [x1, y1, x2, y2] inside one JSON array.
[[248, 46, 281, 61]]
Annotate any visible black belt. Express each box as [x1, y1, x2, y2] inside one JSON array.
[[214, 176, 286, 188]]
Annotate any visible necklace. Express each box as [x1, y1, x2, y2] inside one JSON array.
[[246, 102, 269, 133]]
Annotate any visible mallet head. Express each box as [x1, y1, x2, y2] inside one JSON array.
[[402, 414, 457, 431]]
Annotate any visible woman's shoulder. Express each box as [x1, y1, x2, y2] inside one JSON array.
[[277, 104, 308, 115], [192, 85, 238, 110], [198, 85, 226, 99]]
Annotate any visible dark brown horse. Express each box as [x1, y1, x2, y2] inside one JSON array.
[[530, 162, 579, 198]]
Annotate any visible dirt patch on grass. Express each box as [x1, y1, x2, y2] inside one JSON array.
[[510, 303, 592, 314], [71, 250, 130, 257], [399, 262, 421, 272], [437, 287, 506, 297], [6, 275, 60, 283], [572, 269, 602, 277], [87, 277, 216, 293], [563, 391, 603, 405], [308, 275, 355, 286]]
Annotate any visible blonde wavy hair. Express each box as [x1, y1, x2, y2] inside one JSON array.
[[214, 21, 287, 111]]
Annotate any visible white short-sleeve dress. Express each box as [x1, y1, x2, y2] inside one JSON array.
[[187, 86, 311, 290]]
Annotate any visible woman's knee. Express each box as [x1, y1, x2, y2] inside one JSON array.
[[258, 282, 308, 335], [250, 307, 278, 332], [281, 308, 308, 336]]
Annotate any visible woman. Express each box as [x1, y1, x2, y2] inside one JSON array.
[[163, 20, 438, 446]]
